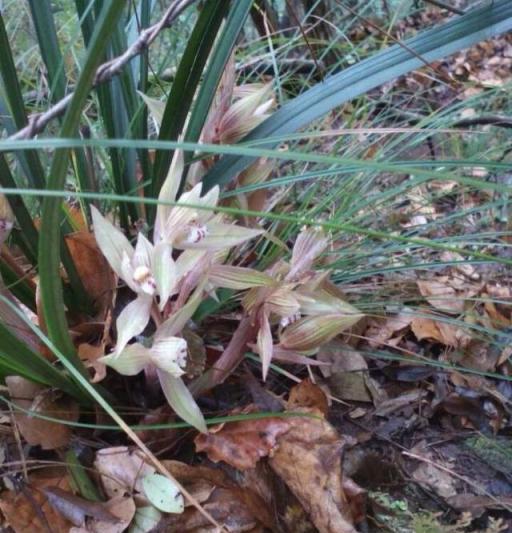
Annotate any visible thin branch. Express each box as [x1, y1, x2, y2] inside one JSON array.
[[453, 115, 512, 129], [9, 0, 198, 141]]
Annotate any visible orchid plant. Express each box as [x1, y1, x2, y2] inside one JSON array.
[[207, 228, 364, 379], [92, 151, 262, 432]]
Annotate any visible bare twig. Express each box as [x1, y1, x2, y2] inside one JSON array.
[[9, 0, 198, 141], [453, 115, 512, 129]]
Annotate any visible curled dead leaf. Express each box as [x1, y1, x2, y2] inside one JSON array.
[[65, 231, 116, 316], [269, 408, 363, 533], [287, 378, 329, 415], [0, 469, 73, 533], [6, 377, 79, 450], [195, 408, 291, 470]]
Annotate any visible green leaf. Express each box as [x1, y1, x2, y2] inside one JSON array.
[[202, 0, 512, 191], [142, 473, 184, 514], [65, 449, 102, 502], [129, 506, 162, 533], [38, 1, 127, 370], [0, 12, 46, 190], [27, 0, 67, 101], [184, 0, 253, 150], [150, 0, 230, 202], [0, 310, 86, 401]]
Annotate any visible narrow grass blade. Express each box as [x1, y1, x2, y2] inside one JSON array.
[[151, 0, 230, 200], [0, 12, 46, 189], [183, 0, 254, 186], [202, 0, 512, 190], [38, 1, 127, 368], [27, 0, 67, 101], [0, 317, 87, 401]]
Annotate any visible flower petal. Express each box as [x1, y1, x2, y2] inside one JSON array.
[[296, 289, 361, 316], [133, 233, 154, 268], [149, 336, 187, 377], [179, 222, 263, 250], [155, 150, 183, 243], [91, 205, 133, 278], [196, 185, 219, 223], [157, 370, 207, 433], [175, 250, 207, 281], [114, 295, 153, 355], [208, 265, 273, 290], [279, 313, 363, 352], [257, 311, 273, 381], [101, 343, 151, 375], [152, 242, 177, 310], [287, 228, 329, 281], [121, 251, 138, 293]]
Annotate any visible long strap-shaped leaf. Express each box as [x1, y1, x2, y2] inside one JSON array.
[[151, 0, 230, 201], [202, 0, 512, 191], [181, 0, 253, 191], [38, 1, 127, 367]]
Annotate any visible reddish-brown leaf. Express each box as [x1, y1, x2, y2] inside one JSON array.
[[195, 409, 291, 470]]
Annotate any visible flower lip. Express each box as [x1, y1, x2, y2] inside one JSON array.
[[133, 265, 157, 295], [183, 223, 209, 245]]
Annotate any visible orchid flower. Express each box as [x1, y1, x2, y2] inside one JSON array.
[[154, 150, 263, 251], [91, 206, 176, 355], [101, 285, 207, 432], [208, 227, 364, 379]]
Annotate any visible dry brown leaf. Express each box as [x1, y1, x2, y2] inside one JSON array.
[[157, 487, 264, 532], [194, 409, 291, 470], [78, 342, 107, 383], [269, 408, 361, 533], [69, 495, 136, 533], [6, 377, 79, 450], [65, 231, 115, 315], [440, 251, 480, 281], [417, 279, 464, 314], [411, 317, 472, 348], [157, 461, 272, 532], [365, 313, 413, 348], [94, 446, 155, 504], [409, 442, 457, 499], [0, 469, 73, 532], [287, 378, 329, 415], [44, 486, 117, 526], [318, 342, 385, 404]]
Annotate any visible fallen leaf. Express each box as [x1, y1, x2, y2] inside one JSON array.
[[44, 486, 117, 526], [6, 377, 79, 450], [158, 461, 272, 532], [409, 442, 457, 499], [411, 316, 472, 348], [78, 342, 107, 383], [317, 342, 384, 404], [65, 231, 115, 315], [269, 408, 362, 533], [365, 313, 413, 348], [287, 378, 329, 415], [440, 251, 480, 281], [70, 495, 136, 533], [417, 279, 464, 314], [129, 506, 162, 533], [94, 447, 155, 504], [0, 469, 73, 532], [142, 473, 184, 514], [195, 408, 291, 470], [375, 390, 427, 417]]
